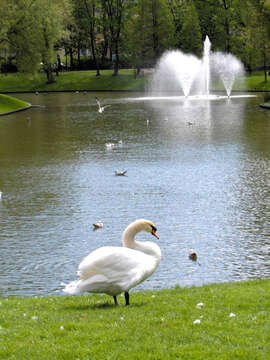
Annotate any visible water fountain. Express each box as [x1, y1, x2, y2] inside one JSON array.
[[150, 36, 245, 98]]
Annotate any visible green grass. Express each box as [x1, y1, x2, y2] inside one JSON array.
[[245, 72, 270, 91], [0, 69, 147, 93], [1, 69, 270, 94], [1, 279, 270, 359], [0, 93, 30, 114]]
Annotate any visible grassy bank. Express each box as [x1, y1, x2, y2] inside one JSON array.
[[1, 279, 269, 359], [0, 94, 30, 114], [0, 69, 146, 93], [1, 69, 270, 93]]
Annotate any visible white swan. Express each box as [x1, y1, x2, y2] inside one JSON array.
[[63, 219, 161, 305]]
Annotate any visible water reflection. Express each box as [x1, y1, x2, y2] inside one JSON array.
[[0, 92, 269, 297]]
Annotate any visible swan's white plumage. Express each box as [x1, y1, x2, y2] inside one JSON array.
[[63, 219, 161, 298]]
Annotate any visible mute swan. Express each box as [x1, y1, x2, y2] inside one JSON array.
[[63, 219, 161, 305]]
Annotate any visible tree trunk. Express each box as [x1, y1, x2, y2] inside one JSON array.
[[69, 48, 74, 70], [104, 0, 124, 77], [222, 0, 231, 53], [90, 35, 100, 76], [77, 45, 81, 68], [44, 64, 55, 84], [83, 0, 100, 76], [57, 54, 62, 71], [101, 0, 109, 62], [263, 48, 267, 83], [113, 42, 119, 76], [152, 0, 159, 59]]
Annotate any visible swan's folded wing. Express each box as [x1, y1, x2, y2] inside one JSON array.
[[78, 247, 146, 276]]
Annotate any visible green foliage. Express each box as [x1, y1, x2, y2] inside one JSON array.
[[177, 0, 202, 56], [0, 279, 270, 359], [1, 0, 270, 78], [236, 0, 270, 71], [127, 0, 174, 69], [1, 0, 67, 80], [39, 0, 63, 63], [4, 0, 41, 73]]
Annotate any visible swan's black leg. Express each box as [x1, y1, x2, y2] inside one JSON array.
[[113, 296, 119, 306], [125, 292, 130, 306]]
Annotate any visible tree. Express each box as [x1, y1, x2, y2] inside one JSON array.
[[39, 0, 64, 83], [102, 0, 126, 76], [1, 0, 66, 83], [239, 0, 270, 80], [127, 0, 157, 72], [194, 0, 244, 55], [127, 0, 173, 73], [72, 0, 101, 76], [4, 0, 42, 73], [177, 0, 202, 56]]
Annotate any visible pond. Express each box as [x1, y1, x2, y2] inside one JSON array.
[[0, 91, 269, 297]]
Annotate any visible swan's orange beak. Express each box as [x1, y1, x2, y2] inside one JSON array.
[[152, 230, 159, 239]]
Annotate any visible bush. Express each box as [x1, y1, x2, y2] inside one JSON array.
[[1, 61, 18, 73]]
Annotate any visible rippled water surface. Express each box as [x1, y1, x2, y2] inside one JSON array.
[[0, 92, 269, 297]]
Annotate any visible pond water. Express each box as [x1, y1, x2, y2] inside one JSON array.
[[0, 91, 269, 297]]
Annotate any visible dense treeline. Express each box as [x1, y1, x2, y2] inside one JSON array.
[[0, 0, 270, 83]]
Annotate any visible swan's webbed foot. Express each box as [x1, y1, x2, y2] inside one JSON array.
[[125, 292, 130, 306], [113, 296, 119, 306]]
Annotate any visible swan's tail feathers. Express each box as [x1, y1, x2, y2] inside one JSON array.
[[62, 280, 82, 295]]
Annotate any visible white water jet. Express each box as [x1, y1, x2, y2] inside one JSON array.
[[150, 36, 245, 98], [151, 51, 201, 97], [211, 52, 244, 97], [201, 36, 211, 96]]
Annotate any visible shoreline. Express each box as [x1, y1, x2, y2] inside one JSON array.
[[0, 103, 32, 116], [0, 88, 268, 94], [0, 277, 268, 299], [0, 88, 267, 116]]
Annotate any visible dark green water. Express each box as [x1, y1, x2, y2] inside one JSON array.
[[0, 92, 269, 296]]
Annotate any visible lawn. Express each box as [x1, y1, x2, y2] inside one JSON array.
[[0, 69, 147, 93], [245, 72, 270, 91], [1, 69, 270, 94], [0, 279, 269, 359], [0, 93, 30, 114]]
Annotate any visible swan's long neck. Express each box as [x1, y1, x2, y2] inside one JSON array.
[[122, 221, 161, 262], [122, 222, 140, 249]]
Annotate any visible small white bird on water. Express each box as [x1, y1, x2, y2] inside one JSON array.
[[63, 219, 161, 305], [115, 170, 127, 176], [0, 191, 2, 200], [95, 97, 111, 113], [189, 249, 197, 261], [93, 221, 103, 230]]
